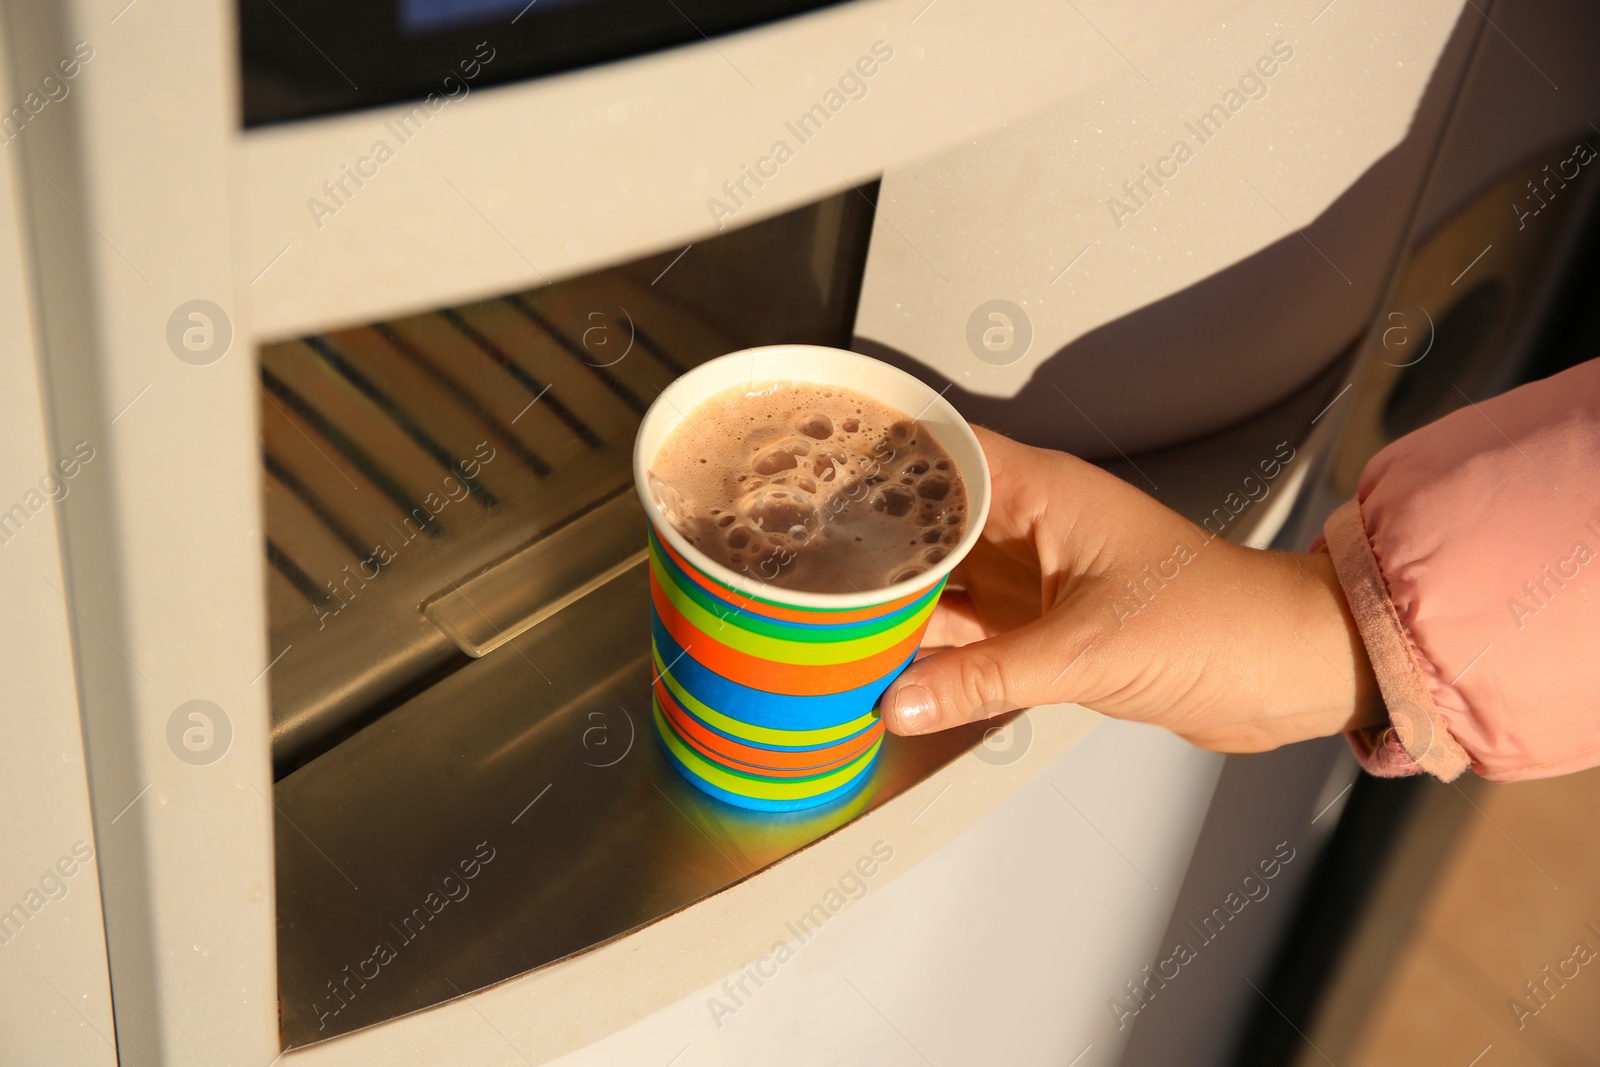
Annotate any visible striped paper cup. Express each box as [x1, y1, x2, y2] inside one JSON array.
[[634, 346, 991, 812]]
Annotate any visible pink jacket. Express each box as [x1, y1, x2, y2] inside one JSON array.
[[1324, 357, 1600, 782]]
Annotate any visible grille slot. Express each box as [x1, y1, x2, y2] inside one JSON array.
[[261, 272, 734, 771]]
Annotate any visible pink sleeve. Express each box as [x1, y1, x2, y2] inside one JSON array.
[[1322, 357, 1600, 782]]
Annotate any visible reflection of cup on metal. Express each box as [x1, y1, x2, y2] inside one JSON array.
[[634, 346, 992, 811]]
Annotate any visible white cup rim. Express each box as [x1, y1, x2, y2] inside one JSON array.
[[633, 345, 992, 610]]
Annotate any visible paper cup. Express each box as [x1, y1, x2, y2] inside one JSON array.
[[634, 346, 992, 811]]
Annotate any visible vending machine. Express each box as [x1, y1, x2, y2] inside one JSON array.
[[2, 0, 1596, 1063]]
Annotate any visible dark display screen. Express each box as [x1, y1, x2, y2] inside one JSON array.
[[239, 0, 853, 127], [399, 0, 595, 34]]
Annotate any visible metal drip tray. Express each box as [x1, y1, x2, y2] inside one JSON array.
[[272, 562, 994, 1046]]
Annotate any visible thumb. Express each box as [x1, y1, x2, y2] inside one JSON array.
[[878, 614, 1093, 735]]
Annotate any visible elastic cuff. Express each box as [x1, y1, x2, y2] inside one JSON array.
[[1346, 725, 1428, 777], [1322, 499, 1472, 781]]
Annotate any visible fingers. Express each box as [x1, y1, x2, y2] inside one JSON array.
[[967, 425, 1161, 568], [966, 426, 1055, 546], [878, 427, 1104, 735], [879, 612, 1093, 735], [920, 592, 990, 649]]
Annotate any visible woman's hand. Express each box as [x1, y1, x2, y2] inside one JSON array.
[[878, 427, 1383, 752]]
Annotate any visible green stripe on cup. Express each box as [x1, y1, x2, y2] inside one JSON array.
[[652, 547, 939, 666], [648, 538, 936, 644]]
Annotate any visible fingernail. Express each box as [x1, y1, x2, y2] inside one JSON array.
[[887, 684, 937, 734]]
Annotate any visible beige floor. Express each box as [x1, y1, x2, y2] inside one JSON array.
[[1345, 767, 1600, 1067]]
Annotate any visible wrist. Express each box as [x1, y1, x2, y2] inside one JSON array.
[[1191, 545, 1384, 752], [1277, 549, 1385, 741]]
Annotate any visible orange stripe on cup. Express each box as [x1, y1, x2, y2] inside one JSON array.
[[649, 570, 929, 695], [654, 676, 884, 774]]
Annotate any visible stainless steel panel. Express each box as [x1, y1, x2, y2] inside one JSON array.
[[423, 490, 649, 658], [260, 296, 665, 768]]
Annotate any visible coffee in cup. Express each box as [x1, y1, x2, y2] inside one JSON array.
[[648, 382, 968, 593]]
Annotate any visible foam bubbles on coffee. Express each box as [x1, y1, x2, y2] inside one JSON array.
[[649, 381, 968, 593]]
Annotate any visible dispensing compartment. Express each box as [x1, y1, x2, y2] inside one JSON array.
[[263, 185, 1001, 1047]]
